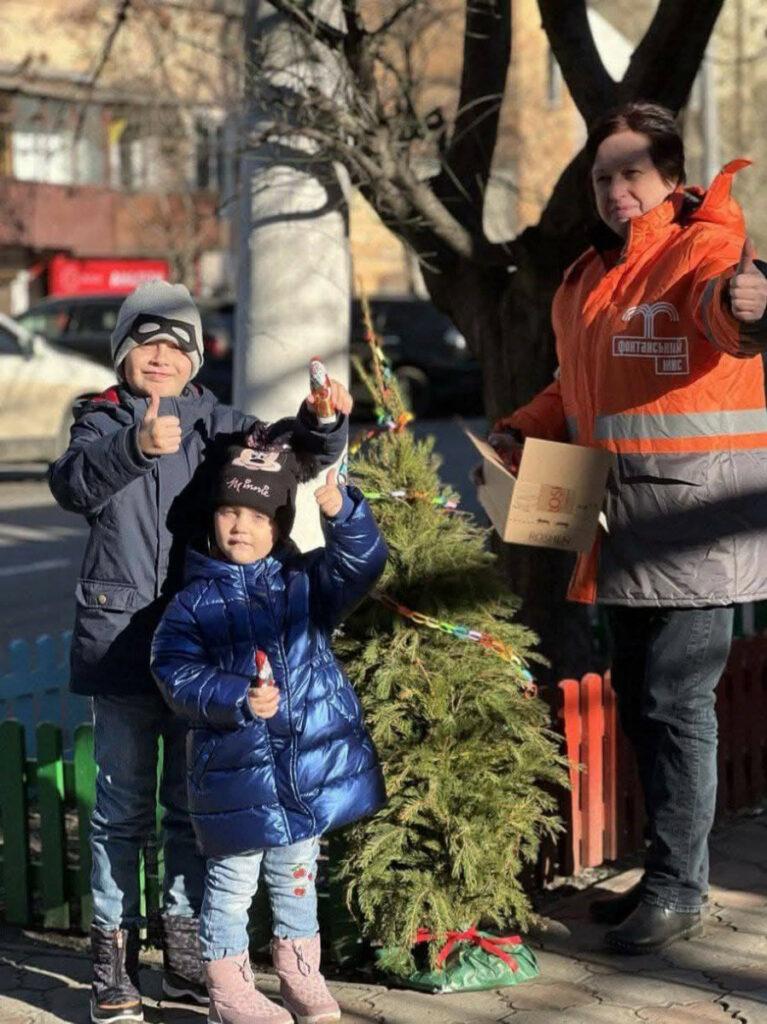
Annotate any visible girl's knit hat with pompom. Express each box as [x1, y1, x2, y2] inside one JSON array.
[[213, 425, 320, 537]]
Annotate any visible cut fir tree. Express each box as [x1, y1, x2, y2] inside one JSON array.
[[334, 315, 568, 985]]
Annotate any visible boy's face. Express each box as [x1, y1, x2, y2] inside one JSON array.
[[123, 340, 193, 397], [214, 505, 278, 564]]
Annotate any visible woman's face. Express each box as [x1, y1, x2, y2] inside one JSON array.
[[591, 129, 679, 238]]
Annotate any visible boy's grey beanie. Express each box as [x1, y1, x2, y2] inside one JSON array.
[[110, 281, 204, 379]]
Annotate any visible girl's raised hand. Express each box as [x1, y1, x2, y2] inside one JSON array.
[[306, 378, 353, 416], [314, 468, 343, 518]]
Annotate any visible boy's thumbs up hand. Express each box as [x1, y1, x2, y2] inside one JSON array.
[[146, 390, 160, 420], [314, 468, 344, 518], [138, 389, 182, 456], [730, 237, 767, 323]]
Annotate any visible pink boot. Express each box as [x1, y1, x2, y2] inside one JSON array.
[[204, 951, 292, 1024], [272, 936, 340, 1024]]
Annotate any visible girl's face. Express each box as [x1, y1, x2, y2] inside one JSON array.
[[214, 505, 277, 564], [591, 129, 679, 238]]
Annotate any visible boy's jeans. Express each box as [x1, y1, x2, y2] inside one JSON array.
[[606, 605, 734, 914], [91, 692, 205, 930], [200, 837, 320, 961]]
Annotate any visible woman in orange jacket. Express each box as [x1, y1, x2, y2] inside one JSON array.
[[491, 103, 767, 954]]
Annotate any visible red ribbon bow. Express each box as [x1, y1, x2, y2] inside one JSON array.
[[415, 925, 522, 970]]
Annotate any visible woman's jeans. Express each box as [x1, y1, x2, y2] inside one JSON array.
[[200, 837, 320, 961], [90, 692, 205, 929], [606, 605, 734, 914]]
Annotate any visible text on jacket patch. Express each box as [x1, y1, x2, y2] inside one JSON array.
[[611, 302, 690, 376]]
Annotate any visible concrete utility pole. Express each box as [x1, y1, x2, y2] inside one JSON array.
[[700, 39, 721, 186], [235, 1, 350, 550]]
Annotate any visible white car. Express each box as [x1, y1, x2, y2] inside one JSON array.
[[0, 312, 116, 463]]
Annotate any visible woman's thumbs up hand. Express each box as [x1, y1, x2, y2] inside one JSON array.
[[730, 237, 767, 323]]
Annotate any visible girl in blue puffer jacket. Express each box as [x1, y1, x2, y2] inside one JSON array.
[[151, 432, 387, 1024]]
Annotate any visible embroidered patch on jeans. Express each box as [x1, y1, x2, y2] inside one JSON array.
[[292, 864, 312, 896]]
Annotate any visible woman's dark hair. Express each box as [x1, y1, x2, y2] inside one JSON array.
[[586, 102, 686, 185]]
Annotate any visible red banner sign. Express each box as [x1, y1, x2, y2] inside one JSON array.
[[49, 255, 170, 296]]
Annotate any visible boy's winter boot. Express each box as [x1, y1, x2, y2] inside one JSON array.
[[272, 936, 341, 1024], [90, 925, 143, 1023], [159, 913, 209, 1004], [204, 951, 293, 1024]]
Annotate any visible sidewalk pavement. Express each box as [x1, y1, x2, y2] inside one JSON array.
[[1, 808, 766, 1024]]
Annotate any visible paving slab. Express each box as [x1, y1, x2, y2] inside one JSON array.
[[584, 969, 712, 1009], [504, 979, 603, 1012], [710, 889, 767, 911], [529, 949, 594, 984], [2, 810, 767, 1024], [711, 906, 767, 937], [718, 992, 767, 1024], [499, 1006, 648, 1023], [637, 1001, 734, 1022]]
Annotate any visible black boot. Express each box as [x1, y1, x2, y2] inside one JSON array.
[[589, 882, 643, 925], [605, 901, 703, 954], [159, 913, 208, 1005], [90, 925, 143, 1023]]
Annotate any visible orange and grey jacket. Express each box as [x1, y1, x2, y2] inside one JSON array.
[[499, 160, 767, 606]]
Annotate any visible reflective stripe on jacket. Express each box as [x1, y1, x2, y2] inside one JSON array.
[[501, 160, 767, 607]]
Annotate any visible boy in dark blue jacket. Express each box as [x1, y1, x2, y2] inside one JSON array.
[[48, 281, 349, 1024], [151, 435, 387, 1024]]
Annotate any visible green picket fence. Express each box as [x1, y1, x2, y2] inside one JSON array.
[[0, 718, 360, 960], [0, 720, 165, 938]]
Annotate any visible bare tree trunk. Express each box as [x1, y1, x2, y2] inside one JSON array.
[[235, 0, 350, 550], [422, 217, 597, 683]]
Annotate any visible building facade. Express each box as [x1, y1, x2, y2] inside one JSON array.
[[0, 0, 240, 312], [0, 1, 761, 313]]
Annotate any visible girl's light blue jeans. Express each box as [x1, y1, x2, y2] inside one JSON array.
[[200, 836, 320, 961]]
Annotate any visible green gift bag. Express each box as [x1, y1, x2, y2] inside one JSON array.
[[378, 927, 540, 994]]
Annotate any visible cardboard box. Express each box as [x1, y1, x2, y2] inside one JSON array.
[[465, 430, 612, 553]]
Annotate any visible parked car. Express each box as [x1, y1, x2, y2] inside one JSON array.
[[0, 313, 115, 463], [16, 294, 234, 400], [17, 294, 483, 416], [349, 297, 482, 417], [187, 296, 482, 415]]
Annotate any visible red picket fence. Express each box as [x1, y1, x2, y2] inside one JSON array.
[[557, 635, 767, 875]]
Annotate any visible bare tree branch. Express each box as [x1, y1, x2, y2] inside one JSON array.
[[618, 0, 726, 111], [338, 2, 378, 101], [265, 0, 347, 49], [73, 0, 132, 142], [369, 0, 425, 38], [537, 0, 615, 126], [430, 0, 511, 237]]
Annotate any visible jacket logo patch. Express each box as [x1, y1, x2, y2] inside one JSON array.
[[612, 302, 689, 376]]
